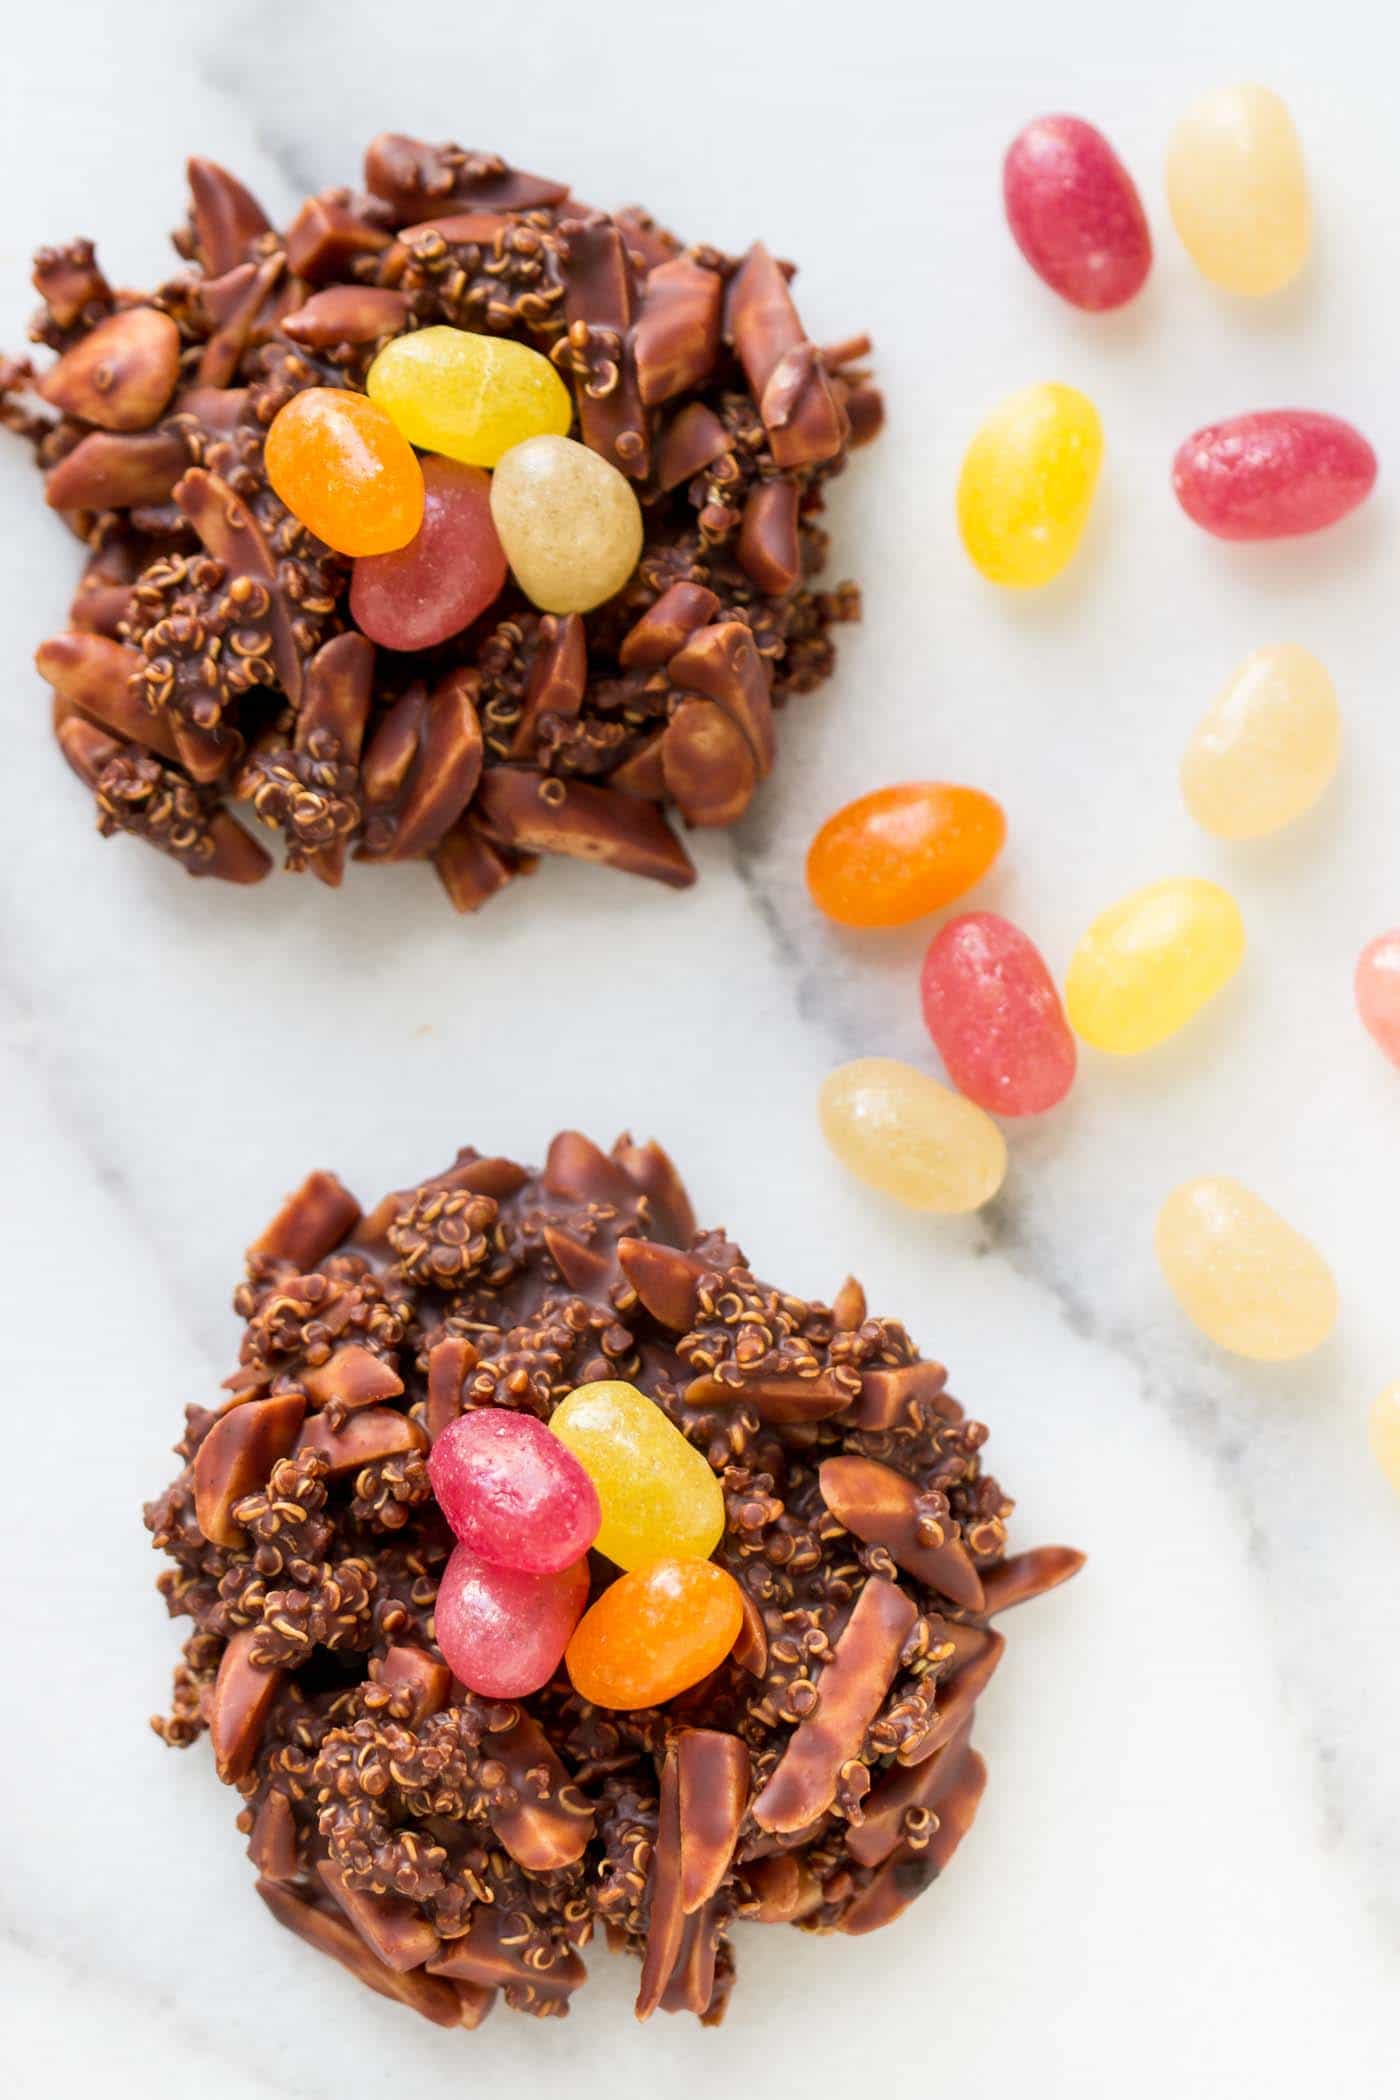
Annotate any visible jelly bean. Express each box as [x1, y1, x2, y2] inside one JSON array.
[[365, 325, 572, 468], [1003, 116, 1152, 312], [550, 1381, 723, 1570], [564, 1557, 743, 1710], [921, 912, 1076, 1116], [435, 1541, 590, 1699], [1065, 879, 1244, 1056], [1355, 931, 1400, 1067], [427, 1406, 600, 1574], [489, 435, 644, 613], [806, 783, 1005, 929], [957, 383, 1103, 587], [350, 457, 507, 651], [1181, 645, 1340, 839], [264, 388, 424, 556], [1368, 1383, 1400, 1498], [1166, 85, 1309, 297], [1155, 1176, 1337, 1361], [818, 1057, 1008, 1213], [1172, 411, 1376, 541]]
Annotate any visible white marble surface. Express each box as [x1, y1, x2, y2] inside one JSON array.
[[2, 2, 1398, 2093]]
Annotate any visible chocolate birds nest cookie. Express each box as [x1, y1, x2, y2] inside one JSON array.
[[144, 1129, 1081, 2030], [3, 136, 881, 909]]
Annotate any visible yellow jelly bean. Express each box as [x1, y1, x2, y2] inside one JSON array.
[[366, 325, 572, 467], [957, 382, 1102, 588], [1368, 1383, 1400, 1497], [818, 1057, 1007, 1213], [1166, 85, 1310, 297], [1155, 1176, 1337, 1361], [1066, 879, 1245, 1055], [550, 1380, 723, 1570], [490, 434, 644, 612], [1181, 645, 1340, 839]]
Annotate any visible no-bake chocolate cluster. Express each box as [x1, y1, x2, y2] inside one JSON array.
[[3, 138, 881, 909], [145, 1129, 1081, 2028]]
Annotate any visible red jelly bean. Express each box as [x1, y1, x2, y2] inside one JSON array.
[[1356, 930, 1400, 1067], [921, 911, 1076, 1116], [350, 456, 507, 650], [1172, 411, 1377, 541], [428, 1407, 600, 1573], [1003, 115, 1152, 312], [435, 1541, 589, 1698]]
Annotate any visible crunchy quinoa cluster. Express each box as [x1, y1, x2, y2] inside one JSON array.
[[144, 1129, 1081, 2028], [3, 137, 881, 909]]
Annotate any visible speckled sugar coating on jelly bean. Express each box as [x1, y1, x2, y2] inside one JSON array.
[[351, 457, 507, 651], [1369, 1384, 1400, 1497], [1172, 411, 1377, 541], [1166, 85, 1310, 296], [819, 1057, 1008, 1213], [427, 1406, 599, 1573], [806, 783, 1005, 929], [490, 434, 644, 613], [550, 1380, 723, 1570], [921, 913, 1076, 1116], [1003, 115, 1152, 312], [958, 382, 1103, 587], [1355, 931, 1400, 1067], [1155, 1176, 1338, 1361], [435, 1542, 590, 1699], [1066, 878, 1245, 1055], [366, 325, 572, 467], [264, 387, 424, 557], [564, 1557, 743, 1710], [1181, 645, 1340, 839]]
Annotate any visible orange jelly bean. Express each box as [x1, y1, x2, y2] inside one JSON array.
[[806, 783, 1006, 929], [264, 387, 424, 556], [565, 1557, 743, 1710]]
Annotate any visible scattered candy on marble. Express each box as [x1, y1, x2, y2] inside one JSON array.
[[1368, 1382, 1400, 1496], [1181, 644, 1341, 839], [1066, 877, 1245, 1055], [1003, 114, 1152, 312], [1166, 84, 1310, 297], [366, 324, 572, 467], [1172, 410, 1376, 541], [565, 1555, 744, 1710], [435, 1540, 591, 1699], [1155, 1175, 1338, 1360], [921, 912, 1077, 1115], [427, 1406, 600, 1573], [957, 381, 1103, 587], [806, 782, 1006, 929], [264, 386, 424, 556], [550, 1379, 724, 1570], [819, 1056, 1008, 1212], [1355, 930, 1400, 1067], [350, 456, 507, 651], [489, 434, 645, 613]]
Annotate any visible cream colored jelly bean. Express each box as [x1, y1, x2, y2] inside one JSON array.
[[1065, 878, 1245, 1054], [1368, 1383, 1400, 1497], [490, 434, 644, 612], [818, 1057, 1007, 1213], [1181, 645, 1340, 839], [956, 382, 1102, 588], [1166, 85, 1310, 296], [1155, 1176, 1337, 1360]]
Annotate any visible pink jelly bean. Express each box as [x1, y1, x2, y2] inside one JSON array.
[[1003, 115, 1152, 312], [1356, 930, 1400, 1067], [428, 1406, 600, 1573], [921, 911, 1076, 1116], [350, 455, 507, 649], [435, 1541, 590, 1698], [1172, 411, 1377, 541]]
